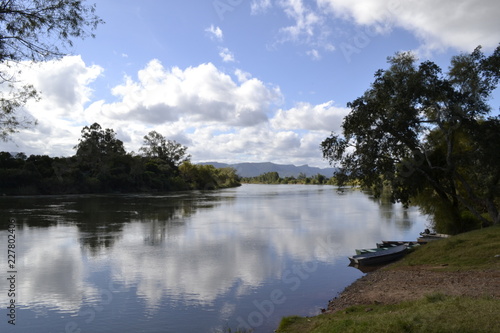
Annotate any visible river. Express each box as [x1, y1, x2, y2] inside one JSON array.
[[0, 184, 428, 332]]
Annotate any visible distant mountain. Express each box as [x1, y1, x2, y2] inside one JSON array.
[[199, 162, 336, 178]]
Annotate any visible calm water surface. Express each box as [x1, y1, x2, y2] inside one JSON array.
[[0, 184, 429, 332]]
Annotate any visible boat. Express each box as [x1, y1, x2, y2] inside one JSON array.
[[417, 231, 451, 243], [376, 240, 419, 248], [348, 244, 408, 266], [355, 247, 389, 255], [355, 241, 420, 255]]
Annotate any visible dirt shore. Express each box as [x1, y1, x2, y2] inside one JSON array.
[[327, 265, 500, 313]]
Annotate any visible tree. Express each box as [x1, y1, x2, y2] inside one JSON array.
[[74, 123, 125, 177], [139, 131, 190, 168], [257, 171, 280, 183], [0, 0, 103, 140], [321, 45, 500, 232]]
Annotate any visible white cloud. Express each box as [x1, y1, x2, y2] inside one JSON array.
[[22, 55, 103, 118], [219, 47, 236, 62], [205, 24, 224, 41], [234, 69, 252, 83], [279, 0, 321, 40], [257, 0, 335, 59], [93, 60, 279, 128], [252, 0, 498, 60], [318, 0, 500, 52], [271, 101, 349, 132], [0, 56, 102, 155], [251, 0, 273, 14], [2, 57, 341, 167]]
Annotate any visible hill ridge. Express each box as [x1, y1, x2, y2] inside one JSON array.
[[199, 162, 336, 178]]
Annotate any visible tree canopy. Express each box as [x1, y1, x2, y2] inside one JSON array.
[[139, 130, 191, 168], [0, 123, 240, 195], [0, 0, 103, 140], [322, 45, 500, 233]]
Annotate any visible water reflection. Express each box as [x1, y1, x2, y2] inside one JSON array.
[[0, 185, 427, 332], [1, 225, 99, 314]]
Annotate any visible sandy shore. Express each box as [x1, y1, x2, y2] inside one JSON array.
[[326, 264, 500, 313]]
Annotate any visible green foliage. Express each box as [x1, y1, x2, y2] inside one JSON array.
[[139, 130, 191, 168], [277, 316, 303, 330], [393, 225, 500, 271], [242, 172, 334, 185], [179, 162, 240, 190], [0, 83, 39, 141], [0, 123, 240, 195], [0, 0, 103, 139], [74, 123, 126, 176], [257, 171, 281, 183], [0, 0, 103, 63], [322, 45, 500, 230]]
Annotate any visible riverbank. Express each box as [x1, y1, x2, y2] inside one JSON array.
[[325, 265, 500, 313], [277, 225, 500, 332]]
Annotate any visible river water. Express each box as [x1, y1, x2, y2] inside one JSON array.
[[0, 184, 428, 332]]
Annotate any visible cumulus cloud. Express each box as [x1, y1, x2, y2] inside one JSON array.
[[92, 60, 279, 128], [0, 56, 102, 155], [21, 55, 103, 118], [271, 101, 349, 132], [187, 122, 332, 166], [2, 56, 340, 167], [318, 0, 500, 52], [234, 69, 252, 83]]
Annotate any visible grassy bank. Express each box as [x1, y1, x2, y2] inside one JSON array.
[[277, 225, 500, 333], [391, 225, 500, 271]]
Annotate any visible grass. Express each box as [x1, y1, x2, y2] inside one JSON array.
[[276, 295, 500, 333], [391, 224, 500, 271], [277, 225, 500, 332]]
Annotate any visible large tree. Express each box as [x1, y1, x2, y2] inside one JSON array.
[[0, 0, 103, 140], [74, 123, 125, 176], [140, 131, 191, 168], [322, 45, 500, 232]]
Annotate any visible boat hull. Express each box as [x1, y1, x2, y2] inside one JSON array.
[[349, 245, 408, 266]]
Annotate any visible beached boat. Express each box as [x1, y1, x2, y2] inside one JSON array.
[[376, 240, 419, 248], [418, 231, 451, 243], [349, 244, 408, 266], [355, 247, 390, 255], [354, 241, 420, 255]]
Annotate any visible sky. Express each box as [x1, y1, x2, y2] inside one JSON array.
[[1, 0, 499, 168]]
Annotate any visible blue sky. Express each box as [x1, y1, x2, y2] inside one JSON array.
[[2, 0, 499, 167]]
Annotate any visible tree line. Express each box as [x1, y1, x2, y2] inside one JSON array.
[[0, 123, 240, 195], [322, 45, 500, 233], [241, 171, 337, 185]]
